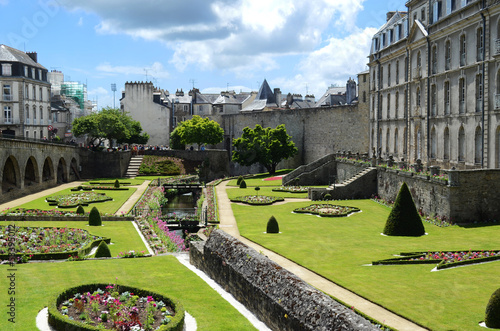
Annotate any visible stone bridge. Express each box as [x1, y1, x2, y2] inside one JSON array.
[[0, 137, 81, 203]]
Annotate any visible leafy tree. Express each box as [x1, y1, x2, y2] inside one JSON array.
[[72, 107, 149, 147], [169, 126, 185, 150], [174, 115, 224, 149], [232, 124, 297, 175]]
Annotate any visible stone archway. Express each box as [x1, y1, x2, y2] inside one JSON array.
[[2, 156, 21, 193], [42, 157, 54, 182], [57, 158, 68, 184], [24, 156, 39, 187]]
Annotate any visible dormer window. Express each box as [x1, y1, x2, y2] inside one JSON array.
[[1, 64, 12, 76]]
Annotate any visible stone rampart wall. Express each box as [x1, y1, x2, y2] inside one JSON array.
[[190, 230, 378, 331], [79, 149, 131, 179]]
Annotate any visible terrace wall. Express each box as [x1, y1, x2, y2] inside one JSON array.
[[190, 230, 378, 331]]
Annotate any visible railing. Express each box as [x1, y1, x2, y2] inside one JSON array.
[[2, 94, 12, 101]]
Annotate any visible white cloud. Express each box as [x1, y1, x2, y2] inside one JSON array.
[[0, 0, 9, 5], [96, 62, 170, 79], [77, 17, 83, 26]]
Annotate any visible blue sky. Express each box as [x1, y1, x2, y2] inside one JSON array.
[[1, 0, 406, 109]]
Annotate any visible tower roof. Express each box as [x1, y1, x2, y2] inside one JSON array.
[[256, 79, 276, 104], [0, 44, 46, 69]]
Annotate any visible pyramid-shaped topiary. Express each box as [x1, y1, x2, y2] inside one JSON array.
[[114, 179, 120, 188], [485, 288, 500, 328], [94, 241, 111, 258], [88, 206, 102, 226], [266, 216, 279, 233], [383, 182, 425, 236], [236, 176, 243, 186], [76, 205, 85, 215], [239, 179, 247, 188]]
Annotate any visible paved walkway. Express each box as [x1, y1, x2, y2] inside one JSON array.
[[216, 180, 427, 331], [115, 180, 151, 215]]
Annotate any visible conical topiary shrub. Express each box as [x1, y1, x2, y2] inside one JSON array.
[[485, 288, 500, 328], [383, 182, 425, 236], [88, 207, 102, 226], [76, 205, 85, 215], [266, 216, 279, 234], [236, 176, 243, 186], [114, 179, 120, 188], [94, 241, 111, 258], [239, 179, 247, 189]]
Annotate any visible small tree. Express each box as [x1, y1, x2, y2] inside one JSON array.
[[174, 115, 224, 149], [239, 179, 247, 189], [485, 288, 500, 328], [88, 207, 102, 226], [94, 241, 111, 258], [266, 216, 279, 233], [236, 176, 244, 186], [76, 205, 85, 215], [383, 182, 425, 236], [114, 179, 120, 188], [255, 186, 260, 195]]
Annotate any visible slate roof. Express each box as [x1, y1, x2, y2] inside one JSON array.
[[213, 92, 252, 105], [0, 44, 46, 69], [315, 86, 347, 107], [256, 79, 276, 104]]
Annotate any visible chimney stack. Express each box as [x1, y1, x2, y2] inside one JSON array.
[[27, 52, 38, 63]]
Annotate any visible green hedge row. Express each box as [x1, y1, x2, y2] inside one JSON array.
[[71, 186, 129, 191], [229, 196, 285, 205], [48, 283, 184, 331]]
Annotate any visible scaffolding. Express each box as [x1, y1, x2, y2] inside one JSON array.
[[60, 82, 87, 110]]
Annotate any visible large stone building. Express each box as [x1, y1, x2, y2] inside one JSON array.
[[0, 45, 51, 139], [369, 0, 500, 169]]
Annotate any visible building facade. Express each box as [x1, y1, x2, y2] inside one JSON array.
[[369, 0, 500, 169], [0, 45, 51, 140]]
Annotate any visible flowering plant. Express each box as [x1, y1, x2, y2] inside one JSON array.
[[272, 186, 309, 193], [230, 195, 284, 205], [118, 250, 146, 258], [293, 204, 360, 217]]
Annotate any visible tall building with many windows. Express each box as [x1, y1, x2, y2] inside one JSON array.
[[369, 0, 500, 169], [0, 44, 51, 139]]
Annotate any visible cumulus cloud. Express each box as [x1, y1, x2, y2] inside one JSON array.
[[58, 0, 367, 74]]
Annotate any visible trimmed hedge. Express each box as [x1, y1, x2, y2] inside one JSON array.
[[48, 283, 184, 331], [239, 179, 247, 188], [383, 182, 425, 236], [293, 204, 360, 217], [230, 196, 284, 205], [485, 288, 500, 328], [76, 205, 85, 215], [266, 216, 279, 233], [88, 207, 102, 226], [94, 241, 111, 258]]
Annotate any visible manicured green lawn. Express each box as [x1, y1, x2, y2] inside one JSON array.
[[11, 187, 137, 215], [0, 255, 256, 330], [226, 186, 309, 199], [232, 199, 500, 330], [7, 220, 147, 257], [226, 169, 292, 187]]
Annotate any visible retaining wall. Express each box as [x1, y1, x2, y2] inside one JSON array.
[[190, 230, 378, 331]]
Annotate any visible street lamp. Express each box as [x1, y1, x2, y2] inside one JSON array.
[[111, 83, 117, 108]]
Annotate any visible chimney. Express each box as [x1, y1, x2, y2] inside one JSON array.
[[386, 11, 397, 22], [27, 52, 38, 63], [274, 88, 282, 107], [346, 77, 357, 104]]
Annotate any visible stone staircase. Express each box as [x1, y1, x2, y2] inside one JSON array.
[[124, 155, 143, 178], [329, 166, 376, 189]]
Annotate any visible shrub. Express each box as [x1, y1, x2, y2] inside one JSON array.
[[239, 179, 247, 189], [266, 216, 279, 234], [76, 205, 85, 215], [485, 288, 500, 328], [94, 241, 111, 258], [255, 186, 260, 194], [236, 176, 243, 186], [383, 182, 425, 236], [88, 207, 102, 226], [114, 179, 120, 188]]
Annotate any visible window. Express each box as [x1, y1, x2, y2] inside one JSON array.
[[3, 84, 12, 101], [388, 64, 391, 86], [477, 27, 484, 61], [24, 66, 28, 77], [458, 126, 465, 161], [444, 127, 450, 160], [430, 127, 437, 159], [396, 60, 400, 84], [416, 87, 421, 107], [446, 0, 456, 15], [475, 126, 482, 164], [476, 73, 483, 112], [33, 106, 37, 124], [1, 64, 12, 76], [3, 106, 12, 123], [395, 91, 400, 118], [33, 86, 36, 100], [362, 91, 366, 103], [421, 8, 426, 22], [459, 77, 466, 113], [394, 129, 399, 154], [405, 57, 409, 81], [432, 46, 438, 74], [31, 68, 35, 78], [431, 84, 437, 116], [386, 129, 390, 154], [25, 85, 29, 98], [403, 127, 408, 154], [432, 1, 442, 23], [387, 93, 391, 119], [460, 34, 466, 66], [444, 81, 450, 114], [417, 51, 422, 69], [38, 69, 42, 80], [39, 87, 43, 101], [445, 40, 451, 70], [380, 66, 384, 87], [40, 106, 43, 120]]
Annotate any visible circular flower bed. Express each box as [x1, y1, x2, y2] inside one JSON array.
[[230, 195, 285, 205], [0, 225, 109, 261], [293, 204, 360, 217], [48, 283, 184, 331], [46, 192, 113, 208], [272, 186, 309, 193]]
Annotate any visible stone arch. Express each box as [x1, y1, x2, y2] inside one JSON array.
[[24, 156, 39, 187], [57, 158, 68, 184], [2, 156, 21, 193], [42, 157, 54, 182]]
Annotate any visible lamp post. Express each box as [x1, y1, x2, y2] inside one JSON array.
[[111, 83, 116, 109]]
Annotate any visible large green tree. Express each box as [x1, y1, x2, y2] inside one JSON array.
[[72, 107, 149, 147], [232, 124, 297, 174], [174, 115, 224, 149]]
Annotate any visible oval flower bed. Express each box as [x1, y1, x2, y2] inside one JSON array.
[[46, 192, 113, 208], [272, 186, 309, 193], [372, 250, 500, 270], [0, 225, 109, 261], [230, 195, 285, 205], [293, 204, 360, 217], [48, 283, 184, 331]]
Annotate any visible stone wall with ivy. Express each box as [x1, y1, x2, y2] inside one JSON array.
[[190, 230, 378, 331]]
